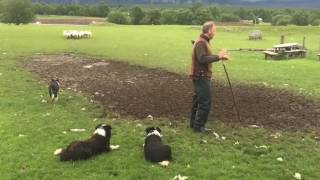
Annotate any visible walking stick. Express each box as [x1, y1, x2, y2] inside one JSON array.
[[221, 62, 241, 122]]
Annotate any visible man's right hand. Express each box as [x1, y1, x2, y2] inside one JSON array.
[[218, 48, 230, 61]]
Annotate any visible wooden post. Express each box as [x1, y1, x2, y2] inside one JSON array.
[[280, 35, 285, 44], [302, 36, 306, 49]]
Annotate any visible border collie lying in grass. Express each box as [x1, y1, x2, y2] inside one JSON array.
[[49, 79, 60, 104], [54, 124, 117, 161], [144, 127, 172, 166]]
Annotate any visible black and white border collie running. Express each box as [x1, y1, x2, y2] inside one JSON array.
[[144, 127, 172, 166], [49, 78, 60, 104], [54, 124, 115, 161]]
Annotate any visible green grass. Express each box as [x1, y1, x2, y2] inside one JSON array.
[[0, 23, 319, 179], [36, 15, 105, 19]]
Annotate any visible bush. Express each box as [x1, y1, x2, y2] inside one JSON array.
[[176, 9, 193, 25], [130, 6, 144, 25], [1, 0, 34, 25], [193, 8, 213, 25], [142, 9, 161, 25], [311, 19, 320, 26], [291, 11, 309, 26], [108, 11, 127, 24], [271, 14, 292, 26], [160, 10, 178, 24], [221, 13, 240, 22]]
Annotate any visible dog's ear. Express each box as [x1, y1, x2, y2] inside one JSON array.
[[103, 125, 112, 130], [145, 127, 154, 133], [155, 127, 162, 133], [95, 123, 103, 129]]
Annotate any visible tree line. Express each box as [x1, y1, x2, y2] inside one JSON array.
[[0, 0, 320, 26]]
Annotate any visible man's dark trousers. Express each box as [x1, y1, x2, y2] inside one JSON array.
[[190, 78, 211, 130]]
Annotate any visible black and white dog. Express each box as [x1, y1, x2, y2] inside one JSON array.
[[49, 78, 60, 104], [144, 127, 172, 166], [54, 124, 115, 161]]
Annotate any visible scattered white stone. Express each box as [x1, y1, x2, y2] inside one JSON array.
[[277, 157, 283, 162], [169, 122, 172, 126], [41, 99, 47, 103], [18, 134, 25, 137], [187, 164, 191, 168], [43, 113, 51, 117], [0, 73, 2, 76], [263, 82, 268, 86], [81, 108, 86, 111], [294, 172, 302, 180], [90, 99, 94, 103], [93, 118, 98, 122], [70, 129, 86, 132], [159, 161, 170, 167], [201, 139, 208, 144], [83, 65, 93, 69], [136, 123, 142, 127], [2, 52, 7, 55], [255, 145, 268, 149], [249, 125, 259, 128], [232, 165, 236, 169], [62, 131, 67, 134], [221, 136, 226, 140], [110, 145, 120, 150], [67, 87, 72, 90], [283, 84, 289, 86], [234, 141, 240, 145], [94, 92, 100, 95], [147, 115, 153, 120], [213, 132, 220, 139], [270, 132, 281, 139], [173, 174, 188, 180]]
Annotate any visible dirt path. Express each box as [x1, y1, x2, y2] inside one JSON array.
[[24, 54, 320, 132]]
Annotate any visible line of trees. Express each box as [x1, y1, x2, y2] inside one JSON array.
[[0, 0, 320, 26]]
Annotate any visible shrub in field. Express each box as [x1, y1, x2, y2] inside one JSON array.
[[130, 6, 145, 25], [271, 14, 292, 26], [192, 8, 213, 25], [142, 9, 161, 25], [311, 19, 320, 26], [176, 9, 193, 25], [291, 11, 310, 26], [108, 11, 128, 24], [1, 0, 34, 25], [160, 9, 178, 25], [221, 13, 240, 22]]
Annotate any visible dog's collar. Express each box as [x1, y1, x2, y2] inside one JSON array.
[[147, 130, 162, 137], [94, 128, 106, 137]]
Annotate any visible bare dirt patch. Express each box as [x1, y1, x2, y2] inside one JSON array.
[[24, 54, 320, 132]]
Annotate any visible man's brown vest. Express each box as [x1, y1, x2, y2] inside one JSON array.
[[190, 36, 213, 79]]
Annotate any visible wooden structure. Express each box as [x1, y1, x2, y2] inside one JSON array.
[[263, 43, 306, 60]]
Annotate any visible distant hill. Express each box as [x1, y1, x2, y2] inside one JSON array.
[[32, 0, 320, 8]]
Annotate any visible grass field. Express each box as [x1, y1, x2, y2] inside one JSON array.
[[0, 23, 319, 179]]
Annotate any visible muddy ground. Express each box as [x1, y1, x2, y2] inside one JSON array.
[[24, 54, 320, 132]]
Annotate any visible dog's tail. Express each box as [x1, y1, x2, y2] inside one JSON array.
[[54, 148, 73, 161]]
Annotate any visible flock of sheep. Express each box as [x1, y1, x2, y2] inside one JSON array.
[[63, 30, 92, 39]]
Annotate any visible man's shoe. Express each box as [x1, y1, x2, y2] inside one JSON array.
[[193, 127, 212, 133]]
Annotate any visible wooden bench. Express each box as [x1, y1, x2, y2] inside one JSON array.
[[263, 51, 278, 60]]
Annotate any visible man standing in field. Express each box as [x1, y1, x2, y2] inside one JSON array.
[[190, 21, 229, 133]]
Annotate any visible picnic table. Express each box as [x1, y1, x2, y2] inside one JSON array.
[[263, 43, 306, 60]]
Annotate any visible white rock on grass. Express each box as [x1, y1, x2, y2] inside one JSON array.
[[294, 172, 302, 180], [249, 125, 259, 128], [110, 145, 120, 150], [255, 145, 268, 149], [18, 134, 25, 137], [136, 123, 142, 127], [271, 132, 281, 139], [41, 99, 47, 103], [81, 108, 86, 111], [213, 132, 220, 139], [70, 129, 86, 132], [83, 65, 93, 69], [0, 73, 3, 76], [234, 141, 240, 145], [277, 157, 283, 162], [147, 115, 154, 120], [158, 161, 170, 167], [221, 136, 226, 140], [173, 174, 188, 180]]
